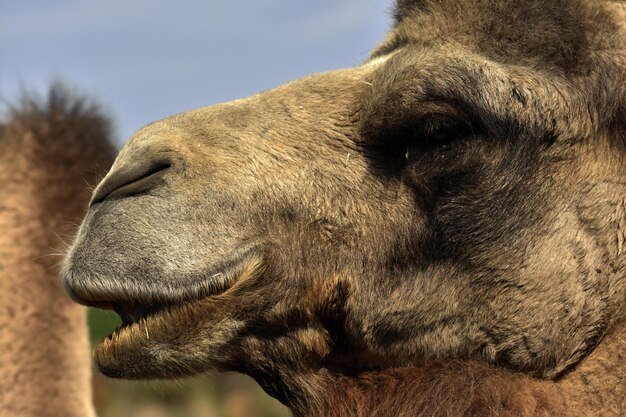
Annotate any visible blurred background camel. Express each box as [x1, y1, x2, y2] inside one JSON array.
[[0, 86, 115, 417]]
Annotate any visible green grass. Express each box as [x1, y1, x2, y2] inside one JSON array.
[[87, 307, 121, 343]]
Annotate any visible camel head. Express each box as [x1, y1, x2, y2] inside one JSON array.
[[62, 0, 626, 397]]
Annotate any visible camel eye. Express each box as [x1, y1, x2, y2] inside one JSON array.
[[424, 125, 460, 146], [361, 107, 477, 168], [418, 119, 472, 150]]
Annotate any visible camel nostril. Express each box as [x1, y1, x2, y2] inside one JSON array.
[[90, 162, 171, 206]]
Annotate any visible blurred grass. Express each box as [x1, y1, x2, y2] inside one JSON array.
[[88, 307, 121, 342], [87, 308, 290, 417]]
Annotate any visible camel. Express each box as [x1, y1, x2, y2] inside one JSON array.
[[62, 0, 626, 416], [0, 86, 115, 417]]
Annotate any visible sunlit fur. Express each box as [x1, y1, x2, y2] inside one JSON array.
[[64, 1, 625, 416]]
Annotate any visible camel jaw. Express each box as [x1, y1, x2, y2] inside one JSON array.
[[82, 255, 265, 379], [92, 292, 227, 377], [93, 299, 213, 379]]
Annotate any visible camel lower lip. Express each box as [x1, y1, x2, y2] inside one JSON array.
[[92, 293, 217, 379]]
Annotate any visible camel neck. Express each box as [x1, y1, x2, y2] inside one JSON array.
[[279, 320, 626, 417]]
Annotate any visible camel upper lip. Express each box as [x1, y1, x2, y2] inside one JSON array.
[[70, 256, 254, 329]]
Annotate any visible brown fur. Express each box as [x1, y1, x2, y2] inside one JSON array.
[[0, 86, 115, 417], [244, 319, 626, 416], [62, 1, 626, 416]]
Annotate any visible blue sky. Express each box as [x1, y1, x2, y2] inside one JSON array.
[[1, 1, 394, 145]]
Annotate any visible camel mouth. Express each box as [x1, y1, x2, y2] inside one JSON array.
[[68, 252, 265, 378], [100, 280, 231, 343], [93, 253, 264, 355], [101, 300, 184, 343], [95, 286, 227, 361], [111, 302, 166, 331]]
